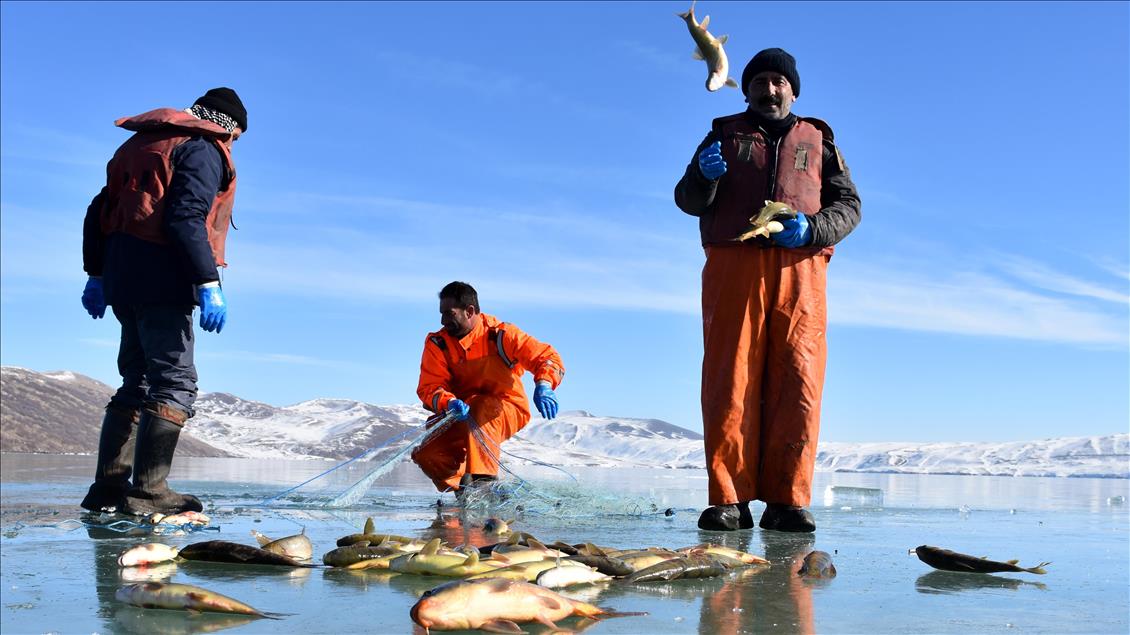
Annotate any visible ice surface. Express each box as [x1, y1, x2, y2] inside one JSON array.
[[1, 454, 1127, 634]]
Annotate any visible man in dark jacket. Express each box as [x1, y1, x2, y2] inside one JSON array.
[[674, 49, 861, 532], [79, 88, 247, 516]]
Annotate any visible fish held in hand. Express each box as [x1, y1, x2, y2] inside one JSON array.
[[678, 1, 737, 91], [115, 582, 286, 618], [735, 200, 797, 241], [118, 543, 180, 567], [410, 578, 646, 632], [914, 545, 1050, 574], [797, 550, 837, 579]]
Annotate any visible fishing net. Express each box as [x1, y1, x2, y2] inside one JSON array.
[[258, 414, 670, 520]]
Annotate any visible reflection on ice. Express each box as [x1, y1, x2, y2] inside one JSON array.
[[1, 455, 1128, 634], [915, 570, 1048, 594]]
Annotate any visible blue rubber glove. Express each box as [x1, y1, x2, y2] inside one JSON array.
[[447, 398, 471, 421], [697, 141, 727, 181], [533, 381, 558, 420], [81, 277, 106, 319], [197, 284, 227, 333], [771, 213, 812, 248]]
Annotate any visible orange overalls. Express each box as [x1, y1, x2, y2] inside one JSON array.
[[413, 314, 564, 491], [698, 115, 832, 509]]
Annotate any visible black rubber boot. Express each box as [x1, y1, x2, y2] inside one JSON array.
[[759, 503, 816, 533], [122, 406, 202, 516], [80, 406, 140, 513], [697, 501, 754, 531]]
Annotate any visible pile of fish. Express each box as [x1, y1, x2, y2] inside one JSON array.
[[114, 527, 314, 620], [109, 511, 1049, 631]]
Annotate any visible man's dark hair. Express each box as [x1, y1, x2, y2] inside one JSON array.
[[439, 281, 479, 311]]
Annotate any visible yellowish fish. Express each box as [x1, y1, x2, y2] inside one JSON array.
[[735, 200, 797, 241], [410, 578, 645, 632], [678, 1, 738, 91], [115, 582, 285, 618]]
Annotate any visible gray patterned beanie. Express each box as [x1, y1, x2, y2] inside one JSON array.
[[192, 87, 247, 133]]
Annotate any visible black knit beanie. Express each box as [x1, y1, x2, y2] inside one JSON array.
[[741, 48, 800, 98], [193, 87, 248, 132]]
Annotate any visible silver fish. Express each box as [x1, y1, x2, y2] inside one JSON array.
[[678, 1, 738, 92], [251, 528, 313, 562]]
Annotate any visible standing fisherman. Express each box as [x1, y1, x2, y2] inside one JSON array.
[[674, 49, 861, 532], [413, 282, 564, 493], [79, 88, 247, 516]]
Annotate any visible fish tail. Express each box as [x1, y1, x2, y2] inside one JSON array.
[[1025, 562, 1051, 574]]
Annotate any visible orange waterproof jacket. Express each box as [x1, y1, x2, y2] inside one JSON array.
[[417, 314, 564, 418], [102, 108, 238, 267]]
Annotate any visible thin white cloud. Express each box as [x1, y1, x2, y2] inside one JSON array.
[[830, 262, 1128, 347], [995, 254, 1130, 305]]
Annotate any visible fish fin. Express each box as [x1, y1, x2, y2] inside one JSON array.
[[691, 47, 705, 61], [717, 33, 728, 45], [492, 552, 511, 564], [355, 540, 371, 548], [260, 611, 293, 620], [699, 14, 710, 29], [507, 533, 521, 546], [584, 542, 605, 556], [464, 551, 480, 567], [1006, 559, 1020, 565], [187, 608, 203, 616], [528, 537, 548, 551], [421, 538, 442, 556], [1025, 562, 1051, 574], [479, 619, 524, 634], [725, 77, 738, 88], [829, 563, 837, 576], [539, 596, 565, 610]]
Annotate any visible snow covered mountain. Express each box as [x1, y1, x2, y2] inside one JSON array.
[[187, 393, 1128, 478], [2, 366, 1126, 477]]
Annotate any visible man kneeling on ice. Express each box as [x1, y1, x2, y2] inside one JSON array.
[[412, 281, 564, 494]]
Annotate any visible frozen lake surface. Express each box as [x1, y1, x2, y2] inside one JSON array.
[[1, 454, 1127, 634]]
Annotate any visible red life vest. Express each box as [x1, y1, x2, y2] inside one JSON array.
[[703, 113, 832, 256], [100, 108, 238, 267]]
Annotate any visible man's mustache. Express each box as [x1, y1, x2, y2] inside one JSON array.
[[758, 96, 782, 106]]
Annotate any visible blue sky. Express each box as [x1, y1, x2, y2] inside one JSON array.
[[2, 1, 1126, 443]]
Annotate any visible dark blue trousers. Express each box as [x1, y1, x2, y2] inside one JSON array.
[[109, 304, 198, 416]]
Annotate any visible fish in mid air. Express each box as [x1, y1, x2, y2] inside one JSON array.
[[678, 1, 737, 91], [914, 545, 1050, 575]]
